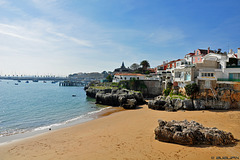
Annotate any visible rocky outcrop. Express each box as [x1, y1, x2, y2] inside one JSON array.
[[86, 88, 145, 109], [182, 99, 193, 110], [148, 96, 166, 110], [86, 88, 100, 98], [148, 95, 231, 111], [148, 96, 185, 111], [155, 119, 235, 145]]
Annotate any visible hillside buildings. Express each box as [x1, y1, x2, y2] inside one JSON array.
[[111, 47, 239, 96], [157, 47, 240, 91]]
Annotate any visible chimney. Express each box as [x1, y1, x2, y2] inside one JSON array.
[[208, 47, 210, 54]]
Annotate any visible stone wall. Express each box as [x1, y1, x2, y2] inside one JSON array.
[[142, 80, 162, 97]]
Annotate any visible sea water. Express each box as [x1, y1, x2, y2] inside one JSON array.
[[0, 80, 107, 143]]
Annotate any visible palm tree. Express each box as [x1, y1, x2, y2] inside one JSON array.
[[140, 60, 150, 71]]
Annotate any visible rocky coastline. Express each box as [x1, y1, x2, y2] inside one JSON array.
[[148, 95, 231, 111], [85, 87, 145, 109]]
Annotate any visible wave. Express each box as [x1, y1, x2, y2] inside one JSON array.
[[33, 106, 112, 132]]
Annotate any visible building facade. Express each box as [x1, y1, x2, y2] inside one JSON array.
[[113, 73, 145, 83]]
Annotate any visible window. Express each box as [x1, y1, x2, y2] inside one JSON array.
[[198, 57, 200, 61], [137, 77, 139, 80], [197, 50, 199, 55], [202, 73, 214, 77], [124, 77, 126, 80], [229, 73, 240, 80]]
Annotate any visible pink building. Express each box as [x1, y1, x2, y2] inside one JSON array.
[[192, 47, 213, 64]]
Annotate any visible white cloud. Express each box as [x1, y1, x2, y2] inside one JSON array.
[[0, 0, 7, 6], [147, 27, 186, 46], [0, 23, 43, 42], [47, 30, 93, 47]]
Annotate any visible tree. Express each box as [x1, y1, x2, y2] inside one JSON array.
[[185, 83, 199, 99], [130, 63, 140, 71], [163, 82, 173, 96], [106, 74, 113, 82], [140, 60, 150, 71]]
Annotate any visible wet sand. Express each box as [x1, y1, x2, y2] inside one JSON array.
[[0, 105, 239, 160]]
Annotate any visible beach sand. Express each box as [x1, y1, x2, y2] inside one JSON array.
[[0, 105, 239, 160]]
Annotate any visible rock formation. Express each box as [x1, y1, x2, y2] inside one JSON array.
[[86, 88, 145, 109], [148, 95, 231, 111], [155, 119, 235, 145]]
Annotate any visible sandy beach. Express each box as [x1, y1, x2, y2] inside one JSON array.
[[0, 105, 239, 160]]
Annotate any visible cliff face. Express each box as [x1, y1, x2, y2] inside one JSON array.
[[85, 88, 145, 109], [176, 82, 240, 109], [148, 95, 234, 111], [197, 83, 240, 109]]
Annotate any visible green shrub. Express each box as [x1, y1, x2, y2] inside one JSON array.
[[164, 88, 171, 96]]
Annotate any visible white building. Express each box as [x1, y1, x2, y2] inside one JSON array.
[[197, 49, 240, 88], [113, 73, 145, 83]]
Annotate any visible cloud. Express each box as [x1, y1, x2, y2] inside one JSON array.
[[0, 0, 7, 6], [47, 30, 93, 47], [147, 27, 186, 46], [0, 0, 188, 75], [0, 23, 44, 42]]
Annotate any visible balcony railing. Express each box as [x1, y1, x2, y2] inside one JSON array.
[[226, 65, 240, 68], [217, 78, 240, 82]]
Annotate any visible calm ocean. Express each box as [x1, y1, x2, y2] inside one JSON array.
[[0, 80, 107, 143]]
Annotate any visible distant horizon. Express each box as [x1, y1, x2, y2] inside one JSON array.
[[0, 0, 239, 76]]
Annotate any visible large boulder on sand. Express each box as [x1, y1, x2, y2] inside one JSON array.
[[154, 119, 235, 145], [148, 99, 166, 110]]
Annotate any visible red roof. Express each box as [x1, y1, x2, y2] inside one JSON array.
[[186, 53, 194, 56]]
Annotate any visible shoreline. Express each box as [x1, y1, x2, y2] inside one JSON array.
[[0, 106, 125, 146], [0, 104, 239, 160]]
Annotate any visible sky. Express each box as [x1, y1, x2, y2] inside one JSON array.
[[0, 0, 239, 76]]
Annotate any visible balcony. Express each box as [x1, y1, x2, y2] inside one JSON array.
[[226, 65, 240, 68], [217, 78, 240, 82]]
